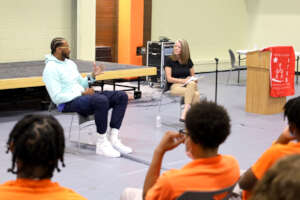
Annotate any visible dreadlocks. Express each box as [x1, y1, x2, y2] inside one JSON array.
[[6, 114, 65, 179], [50, 37, 65, 54]]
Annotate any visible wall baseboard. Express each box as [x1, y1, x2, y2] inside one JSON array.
[[193, 58, 230, 73]]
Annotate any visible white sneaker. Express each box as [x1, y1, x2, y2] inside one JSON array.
[[96, 134, 120, 157], [109, 129, 133, 154]]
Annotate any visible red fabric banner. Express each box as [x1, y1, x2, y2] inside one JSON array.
[[263, 46, 295, 97]]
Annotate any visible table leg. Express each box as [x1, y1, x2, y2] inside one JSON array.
[[137, 77, 140, 91]]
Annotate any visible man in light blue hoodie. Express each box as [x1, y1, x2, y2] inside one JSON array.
[[43, 37, 132, 158]]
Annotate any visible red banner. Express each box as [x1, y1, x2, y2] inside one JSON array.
[[263, 46, 295, 97]]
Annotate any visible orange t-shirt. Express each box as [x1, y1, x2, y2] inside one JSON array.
[[0, 179, 87, 200], [146, 155, 240, 200], [242, 141, 300, 200]]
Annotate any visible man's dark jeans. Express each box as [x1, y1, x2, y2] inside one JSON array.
[[63, 91, 128, 134]]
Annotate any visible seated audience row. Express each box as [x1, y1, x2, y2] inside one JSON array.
[[250, 154, 300, 200], [239, 96, 300, 200], [1, 97, 300, 200]]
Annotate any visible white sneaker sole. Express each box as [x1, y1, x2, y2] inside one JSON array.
[[112, 144, 133, 154], [96, 150, 121, 158]]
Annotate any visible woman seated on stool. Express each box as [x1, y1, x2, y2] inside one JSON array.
[[165, 39, 200, 122]]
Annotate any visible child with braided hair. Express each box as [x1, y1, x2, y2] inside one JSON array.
[[0, 114, 86, 200]]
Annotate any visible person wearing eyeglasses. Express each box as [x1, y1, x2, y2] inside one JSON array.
[[43, 37, 132, 158], [121, 101, 240, 200]]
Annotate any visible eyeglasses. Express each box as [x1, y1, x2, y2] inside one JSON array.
[[179, 129, 187, 135], [59, 46, 70, 49]]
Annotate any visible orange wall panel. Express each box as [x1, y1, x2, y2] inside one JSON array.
[[130, 0, 143, 65], [118, 0, 131, 64], [118, 0, 144, 66]]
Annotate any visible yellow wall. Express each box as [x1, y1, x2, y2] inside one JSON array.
[[2, 0, 300, 67], [0, 0, 75, 62], [152, 0, 248, 65], [76, 0, 96, 61], [246, 0, 300, 50], [0, 0, 96, 63], [152, 0, 300, 71]]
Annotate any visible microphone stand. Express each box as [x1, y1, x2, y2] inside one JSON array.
[[215, 58, 219, 103]]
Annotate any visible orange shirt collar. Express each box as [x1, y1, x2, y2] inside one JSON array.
[[182, 155, 222, 169], [14, 178, 54, 188]]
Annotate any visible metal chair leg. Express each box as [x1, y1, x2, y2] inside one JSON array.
[[227, 69, 233, 84], [179, 97, 184, 118], [68, 114, 74, 142], [77, 117, 81, 153], [157, 91, 164, 114], [157, 91, 185, 126], [237, 69, 240, 84]]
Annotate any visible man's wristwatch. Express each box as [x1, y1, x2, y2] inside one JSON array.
[[87, 74, 93, 84]]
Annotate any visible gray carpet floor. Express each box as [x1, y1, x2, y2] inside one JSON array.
[[0, 71, 299, 200]]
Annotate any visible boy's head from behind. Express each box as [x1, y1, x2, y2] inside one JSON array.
[[6, 114, 65, 179], [185, 101, 231, 150]]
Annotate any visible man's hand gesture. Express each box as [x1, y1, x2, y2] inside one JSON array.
[[92, 62, 105, 78], [82, 88, 95, 96]]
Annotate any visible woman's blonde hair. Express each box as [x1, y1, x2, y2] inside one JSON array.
[[170, 39, 191, 65]]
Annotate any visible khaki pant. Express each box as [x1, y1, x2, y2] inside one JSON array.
[[170, 81, 200, 105]]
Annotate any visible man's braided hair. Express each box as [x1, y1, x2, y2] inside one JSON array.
[[50, 37, 65, 54]]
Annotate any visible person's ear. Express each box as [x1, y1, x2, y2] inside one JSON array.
[[9, 142, 14, 152], [289, 123, 297, 136]]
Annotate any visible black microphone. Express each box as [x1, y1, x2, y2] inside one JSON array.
[[215, 58, 219, 63]]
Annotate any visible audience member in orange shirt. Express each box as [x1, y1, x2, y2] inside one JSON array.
[[250, 154, 300, 200], [121, 101, 240, 200], [239, 96, 300, 200], [0, 114, 86, 200]]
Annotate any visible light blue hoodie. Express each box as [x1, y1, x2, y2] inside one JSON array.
[[43, 54, 94, 105]]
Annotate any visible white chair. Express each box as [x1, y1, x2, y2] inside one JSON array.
[[156, 83, 184, 125], [227, 49, 246, 84], [48, 102, 95, 152], [156, 75, 206, 126]]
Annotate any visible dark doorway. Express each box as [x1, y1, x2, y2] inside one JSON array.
[[96, 0, 119, 62]]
